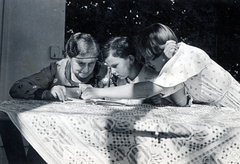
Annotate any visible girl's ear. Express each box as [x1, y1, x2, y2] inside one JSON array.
[[128, 54, 135, 65]]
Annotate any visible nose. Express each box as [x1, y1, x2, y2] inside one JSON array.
[[82, 64, 89, 73]]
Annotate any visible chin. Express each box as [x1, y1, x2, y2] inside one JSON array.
[[78, 73, 90, 79], [118, 76, 127, 79]]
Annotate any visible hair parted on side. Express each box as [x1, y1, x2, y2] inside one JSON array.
[[102, 36, 137, 61], [137, 23, 178, 60], [65, 32, 100, 58]]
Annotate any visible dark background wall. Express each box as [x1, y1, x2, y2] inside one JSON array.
[[65, 0, 240, 81]]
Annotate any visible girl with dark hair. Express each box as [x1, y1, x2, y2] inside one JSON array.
[[101, 36, 171, 105]]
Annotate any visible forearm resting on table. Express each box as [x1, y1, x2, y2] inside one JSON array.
[[42, 87, 81, 100], [96, 82, 190, 107], [94, 81, 164, 99], [169, 87, 189, 107]]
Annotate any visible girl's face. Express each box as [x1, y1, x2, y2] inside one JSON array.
[[70, 56, 97, 79], [144, 54, 167, 72], [105, 53, 132, 79]]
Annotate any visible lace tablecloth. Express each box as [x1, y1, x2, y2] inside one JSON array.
[[0, 99, 240, 164]]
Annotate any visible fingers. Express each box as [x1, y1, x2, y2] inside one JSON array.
[[81, 88, 91, 100], [150, 94, 162, 104], [166, 40, 176, 45], [81, 87, 96, 100], [60, 86, 67, 101], [163, 40, 178, 58], [152, 97, 162, 104], [79, 84, 93, 93], [50, 85, 67, 101], [159, 40, 176, 48]]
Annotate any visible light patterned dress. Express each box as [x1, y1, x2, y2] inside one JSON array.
[[151, 42, 240, 108]]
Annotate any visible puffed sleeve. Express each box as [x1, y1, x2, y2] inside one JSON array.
[[151, 42, 212, 87], [9, 62, 58, 99]]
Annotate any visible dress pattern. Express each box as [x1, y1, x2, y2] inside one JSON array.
[[151, 42, 240, 108]]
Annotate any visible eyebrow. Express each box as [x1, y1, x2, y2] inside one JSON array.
[[77, 61, 96, 64], [110, 63, 118, 67], [75, 56, 98, 59]]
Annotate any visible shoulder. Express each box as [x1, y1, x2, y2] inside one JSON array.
[[55, 58, 68, 67], [178, 42, 208, 56], [141, 65, 159, 80], [150, 42, 212, 87], [174, 42, 212, 66], [51, 58, 69, 73]]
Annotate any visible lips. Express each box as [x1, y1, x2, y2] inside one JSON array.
[[78, 72, 89, 78], [117, 75, 125, 79]]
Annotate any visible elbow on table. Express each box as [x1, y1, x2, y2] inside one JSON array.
[[171, 95, 189, 107], [176, 101, 188, 107], [9, 85, 18, 98], [175, 95, 192, 107], [9, 83, 35, 100]]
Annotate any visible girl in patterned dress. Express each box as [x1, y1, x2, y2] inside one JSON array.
[[82, 23, 240, 108]]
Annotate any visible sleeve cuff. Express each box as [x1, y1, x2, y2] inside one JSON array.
[[34, 89, 46, 100]]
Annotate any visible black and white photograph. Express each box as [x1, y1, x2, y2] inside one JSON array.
[[0, 0, 240, 163]]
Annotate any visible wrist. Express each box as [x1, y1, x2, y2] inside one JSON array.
[[95, 88, 103, 99], [41, 90, 53, 100]]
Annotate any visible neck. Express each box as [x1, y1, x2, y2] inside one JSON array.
[[158, 54, 170, 72], [76, 73, 94, 83], [128, 61, 142, 81]]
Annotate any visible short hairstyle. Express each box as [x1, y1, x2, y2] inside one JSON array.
[[137, 23, 178, 60], [102, 36, 136, 61], [65, 32, 99, 58]]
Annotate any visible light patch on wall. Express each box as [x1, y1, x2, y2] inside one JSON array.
[[50, 46, 64, 59], [23, 52, 37, 73]]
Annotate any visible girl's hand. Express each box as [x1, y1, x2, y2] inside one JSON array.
[[44, 85, 67, 101], [79, 84, 92, 93], [163, 40, 178, 58], [149, 94, 163, 104], [81, 88, 101, 100], [10, 81, 37, 99], [149, 94, 172, 105]]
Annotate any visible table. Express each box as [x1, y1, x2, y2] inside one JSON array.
[[0, 99, 240, 164], [0, 111, 27, 164]]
